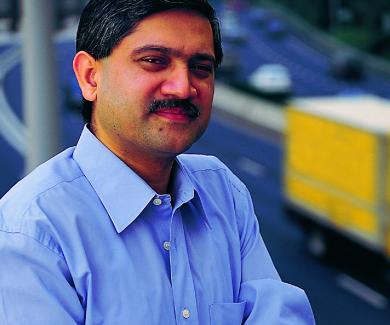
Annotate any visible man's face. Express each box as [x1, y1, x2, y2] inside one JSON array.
[[92, 9, 215, 160]]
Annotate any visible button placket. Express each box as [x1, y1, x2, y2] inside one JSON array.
[[169, 209, 199, 324]]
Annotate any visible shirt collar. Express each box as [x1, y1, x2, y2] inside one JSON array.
[[175, 158, 212, 229], [72, 126, 207, 232], [73, 126, 156, 233], [170, 161, 194, 207]]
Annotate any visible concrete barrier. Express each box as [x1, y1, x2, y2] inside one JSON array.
[[214, 82, 285, 133]]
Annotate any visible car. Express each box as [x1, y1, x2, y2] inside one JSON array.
[[217, 49, 240, 79], [265, 18, 288, 39], [249, 8, 268, 26], [248, 64, 292, 96], [217, 41, 241, 80], [0, 0, 18, 31], [220, 9, 246, 44], [329, 49, 365, 81]]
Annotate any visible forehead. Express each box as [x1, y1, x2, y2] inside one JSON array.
[[118, 9, 215, 58]]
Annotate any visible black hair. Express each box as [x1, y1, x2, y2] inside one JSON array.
[[76, 0, 222, 123]]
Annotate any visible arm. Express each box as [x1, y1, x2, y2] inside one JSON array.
[[232, 181, 315, 324], [0, 230, 84, 325]]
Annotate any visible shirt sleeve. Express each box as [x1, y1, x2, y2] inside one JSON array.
[[0, 230, 84, 325], [231, 178, 316, 325]]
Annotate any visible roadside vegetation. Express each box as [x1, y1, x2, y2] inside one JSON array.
[[251, 0, 390, 61]]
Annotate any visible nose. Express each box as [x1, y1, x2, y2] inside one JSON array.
[[160, 67, 197, 99]]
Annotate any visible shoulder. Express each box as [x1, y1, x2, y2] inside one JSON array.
[[178, 155, 257, 243], [178, 153, 225, 171], [177, 153, 249, 198], [0, 147, 86, 235]]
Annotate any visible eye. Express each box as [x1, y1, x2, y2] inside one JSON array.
[[139, 56, 169, 71], [190, 63, 214, 78], [143, 57, 166, 64]]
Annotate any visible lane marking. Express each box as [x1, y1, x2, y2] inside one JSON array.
[[237, 157, 267, 178], [0, 46, 26, 155], [0, 90, 26, 155], [337, 273, 388, 310], [0, 46, 20, 76], [0, 25, 77, 156]]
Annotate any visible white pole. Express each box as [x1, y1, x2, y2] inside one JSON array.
[[22, 0, 60, 173]]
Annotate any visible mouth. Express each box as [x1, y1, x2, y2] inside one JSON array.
[[149, 99, 200, 122], [153, 107, 193, 122]]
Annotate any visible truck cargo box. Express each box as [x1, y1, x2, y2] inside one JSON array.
[[284, 96, 390, 259]]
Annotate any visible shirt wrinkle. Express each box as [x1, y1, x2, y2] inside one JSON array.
[[0, 229, 65, 259], [1, 177, 83, 260], [23, 174, 85, 213], [0, 126, 315, 324]]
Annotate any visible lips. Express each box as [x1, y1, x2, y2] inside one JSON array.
[[149, 99, 200, 120], [153, 107, 191, 122]]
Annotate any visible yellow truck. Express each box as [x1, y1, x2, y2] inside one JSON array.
[[283, 96, 390, 263]]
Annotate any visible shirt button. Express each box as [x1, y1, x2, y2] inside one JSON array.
[[153, 198, 162, 206], [182, 308, 190, 319], [163, 241, 170, 251]]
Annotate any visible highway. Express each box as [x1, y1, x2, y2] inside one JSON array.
[[216, 2, 390, 99], [1, 8, 390, 324], [190, 112, 390, 325]]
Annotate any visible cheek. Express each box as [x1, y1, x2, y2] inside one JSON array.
[[198, 80, 214, 103], [96, 81, 132, 133], [99, 72, 145, 116], [199, 90, 214, 117], [101, 67, 142, 98]]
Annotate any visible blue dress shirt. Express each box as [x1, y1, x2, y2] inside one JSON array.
[[0, 126, 315, 324]]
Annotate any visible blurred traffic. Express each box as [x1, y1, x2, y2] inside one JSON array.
[[248, 63, 292, 97], [215, 2, 390, 101], [284, 96, 390, 267]]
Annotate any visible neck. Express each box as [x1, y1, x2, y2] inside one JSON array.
[[129, 157, 175, 194], [90, 125, 176, 194], [117, 148, 175, 194]]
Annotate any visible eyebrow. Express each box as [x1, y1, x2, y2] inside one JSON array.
[[132, 45, 216, 66]]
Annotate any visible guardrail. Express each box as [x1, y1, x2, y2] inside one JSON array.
[[214, 82, 285, 133]]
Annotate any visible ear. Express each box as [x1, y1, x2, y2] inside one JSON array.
[[73, 51, 98, 102]]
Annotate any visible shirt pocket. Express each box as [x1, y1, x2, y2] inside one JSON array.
[[209, 301, 246, 325]]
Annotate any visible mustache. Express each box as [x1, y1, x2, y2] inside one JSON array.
[[149, 99, 200, 119]]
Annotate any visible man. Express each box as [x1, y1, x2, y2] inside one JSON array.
[[0, 0, 315, 324]]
